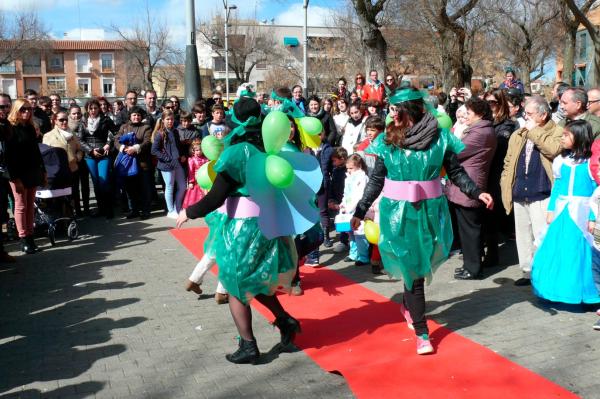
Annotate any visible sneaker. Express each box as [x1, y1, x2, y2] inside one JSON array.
[[215, 293, 229, 304], [597, 309, 600, 317], [333, 242, 349, 253], [344, 256, 354, 262], [323, 239, 333, 248], [304, 259, 320, 267], [291, 283, 303, 296], [166, 211, 179, 219], [400, 302, 414, 330], [594, 319, 600, 331], [416, 334, 434, 355], [354, 260, 369, 266], [514, 278, 531, 286]]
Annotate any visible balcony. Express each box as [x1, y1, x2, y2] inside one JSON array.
[[0, 64, 16, 74], [23, 65, 42, 75]]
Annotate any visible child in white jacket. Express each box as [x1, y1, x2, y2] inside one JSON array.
[[340, 154, 370, 265]]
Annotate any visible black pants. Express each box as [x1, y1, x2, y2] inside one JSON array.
[[125, 171, 151, 215], [452, 203, 483, 276], [403, 278, 427, 336], [74, 160, 89, 212], [317, 192, 329, 239]]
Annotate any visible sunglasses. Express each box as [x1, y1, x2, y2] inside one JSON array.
[[20, 107, 32, 112], [0, 104, 10, 109], [57, 118, 68, 122], [386, 78, 394, 81], [213, 97, 221, 101], [486, 99, 499, 105], [164, 106, 173, 110]]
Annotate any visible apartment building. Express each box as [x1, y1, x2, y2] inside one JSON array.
[[0, 40, 139, 100]]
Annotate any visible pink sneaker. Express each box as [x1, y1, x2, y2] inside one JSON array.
[[400, 302, 414, 330], [596, 309, 600, 317], [416, 335, 434, 355]]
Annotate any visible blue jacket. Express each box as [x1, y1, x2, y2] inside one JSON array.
[[151, 128, 182, 171]]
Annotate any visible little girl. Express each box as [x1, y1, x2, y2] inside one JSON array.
[[183, 138, 208, 209], [532, 120, 600, 305], [340, 154, 370, 265]]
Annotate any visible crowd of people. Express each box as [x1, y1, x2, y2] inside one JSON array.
[[1, 66, 600, 362]]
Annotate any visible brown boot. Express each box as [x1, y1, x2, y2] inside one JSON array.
[[184, 280, 202, 295], [215, 293, 229, 304]]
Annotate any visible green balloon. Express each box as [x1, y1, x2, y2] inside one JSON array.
[[299, 116, 323, 135], [262, 111, 291, 154], [265, 155, 295, 188], [385, 114, 393, 125], [201, 135, 223, 161], [196, 161, 216, 190], [437, 113, 452, 129]]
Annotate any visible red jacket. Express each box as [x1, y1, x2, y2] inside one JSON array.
[[361, 81, 384, 103]]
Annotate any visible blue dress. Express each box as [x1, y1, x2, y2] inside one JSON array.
[[532, 155, 600, 304]]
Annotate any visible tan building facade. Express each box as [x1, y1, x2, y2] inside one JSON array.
[[0, 40, 138, 100]]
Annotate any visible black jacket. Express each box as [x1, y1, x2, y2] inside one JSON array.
[[354, 152, 482, 220], [78, 115, 117, 156], [5, 123, 45, 188]]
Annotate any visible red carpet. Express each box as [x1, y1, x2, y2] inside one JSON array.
[[171, 227, 578, 399]]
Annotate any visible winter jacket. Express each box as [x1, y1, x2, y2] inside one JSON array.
[[488, 118, 519, 199], [445, 119, 497, 208], [341, 117, 365, 155], [361, 80, 384, 104], [115, 122, 152, 170], [500, 120, 562, 214], [5, 123, 45, 188], [152, 128, 183, 171], [78, 115, 117, 157], [43, 127, 83, 172], [558, 111, 600, 139]]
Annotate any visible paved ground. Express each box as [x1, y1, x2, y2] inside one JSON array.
[[0, 209, 599, 398]]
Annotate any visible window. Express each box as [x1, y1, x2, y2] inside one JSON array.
[[47, 77, 66, 97], [77, 78, 91, 97], [1, 79, 17, 98], [102, 77, 115, 96], [23, 52, 41, 74], [76, 53, 90, 73], [579, 32, 587, 59], [48, 53, 64, 70], [214, 57, 226, 72], [100, 53, 114, 72], [166, 79, 179, 91], [256, 62, 266, 70], [0, 60, 16, 74]]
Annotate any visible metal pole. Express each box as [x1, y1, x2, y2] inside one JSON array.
[[303, 0, 309, 97], [224, 0, 230, 105], [184, 0, 202, 106]]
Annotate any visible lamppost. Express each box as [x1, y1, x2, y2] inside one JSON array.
[[303, 0, 309, 97], [223, 0, 237, 105], [184, 0, 202, 106]]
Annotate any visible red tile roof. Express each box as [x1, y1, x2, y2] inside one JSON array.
[[0, 40, 145, 51]]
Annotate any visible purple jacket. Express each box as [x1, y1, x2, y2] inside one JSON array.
[[445, 119, 497, 208]]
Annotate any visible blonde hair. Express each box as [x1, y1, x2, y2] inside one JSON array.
[[151, 109, 175, 144], [7, 98, 34, 127], [190, 137, 202, 156]]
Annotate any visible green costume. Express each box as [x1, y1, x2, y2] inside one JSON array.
[[366, 128, 465, 289], [212, 142, 296, 304]]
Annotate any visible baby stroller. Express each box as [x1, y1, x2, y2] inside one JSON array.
[[34, 143, 79, 245]]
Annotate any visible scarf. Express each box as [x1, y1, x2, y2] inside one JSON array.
[[402, 112, 439, 150], [68, 118, 80, 132], [86, 116, 100, 135], [348, 117, 363, 127], [307, 108, 325, 119], [58, 128, 73, 141]]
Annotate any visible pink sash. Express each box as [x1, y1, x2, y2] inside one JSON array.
[[382, 178, 442, 202], [217, 196, 260, 218]]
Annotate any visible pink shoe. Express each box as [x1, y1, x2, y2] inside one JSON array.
[[400, 302, 414, 330], [416, 335, 434, 355], [597, 309, 600, 317]]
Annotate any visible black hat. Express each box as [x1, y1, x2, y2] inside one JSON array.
[[226, 97, 262, 133]]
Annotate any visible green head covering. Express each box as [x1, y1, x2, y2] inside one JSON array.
[[223, 97, 262, 144], [388, 88, 426, 105]]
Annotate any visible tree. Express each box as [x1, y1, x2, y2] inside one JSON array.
[[109, 0, 182, 91], [490, 0, 560, 91], [349, 0, 389, 78], [198, 17, 279, 85], [559, 0, 595, 85], [0, 11, 48, 67], [563, 0, 600, 86]]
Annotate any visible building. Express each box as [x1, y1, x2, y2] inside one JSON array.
[[0, 40, 141, 100], [152, 65, 214, 100]]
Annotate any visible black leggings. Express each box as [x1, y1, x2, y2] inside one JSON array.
[[403, 278, 427, 336]]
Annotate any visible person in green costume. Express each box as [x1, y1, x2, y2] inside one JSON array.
[[351, 87, 494, 355], [176, 98, 301, 364]]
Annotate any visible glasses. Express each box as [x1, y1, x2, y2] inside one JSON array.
[[213, 97, 221, 101], [20, 107, 32, 112], [386, 78, 394, 82], [57, 118, 68, 122], [356, 76, 364, 79], [589, 100, 600, 104], [486, 99, 498, 105], [164, 106, 173, 110], [0, 104, 10, 110]]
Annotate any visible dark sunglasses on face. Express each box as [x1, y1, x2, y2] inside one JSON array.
[[164, 106, 173, 110], [20, 107, 32, 112], [0, 104, 10, 109], [487, 99, 498, 105], [57, 118, 68, 122]]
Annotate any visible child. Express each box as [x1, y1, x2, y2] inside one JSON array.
[[357, 115, 385, 174], [340, 154, 370, 266], [588, 138, 600, 330], [341, 103, 366, 155], [329, 147, 350, 253], [201, 104, 230, 138], [531, 120, 600, 306], [177, 111, 200, 162], [182, 138, 208, 209], [191, 103, 208, 135]]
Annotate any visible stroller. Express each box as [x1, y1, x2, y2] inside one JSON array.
[[34, 143, 79, 245]]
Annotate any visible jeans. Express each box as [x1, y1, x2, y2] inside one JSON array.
[[592, 248, 600, 293], [161, 165, 186, 213], [85, 156, 111, 193], [349, 232, 369, 262]]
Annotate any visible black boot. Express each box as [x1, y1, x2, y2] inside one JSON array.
[[21, 238, 35, 254], [225, 338, 259, 364], [273, 314, 301, 347], [27, 236, 39, 251]]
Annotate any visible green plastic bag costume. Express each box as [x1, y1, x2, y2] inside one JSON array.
[[366, 128, 465, 289], [211, 142, 296, 304]]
